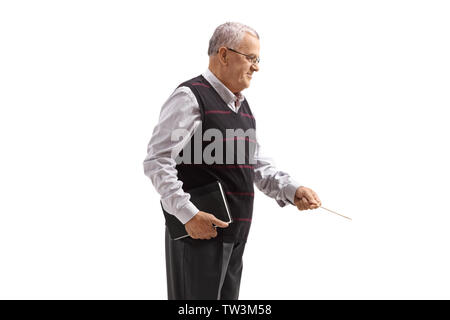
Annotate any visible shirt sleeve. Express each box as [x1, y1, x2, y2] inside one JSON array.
[[253, 130, 302, 207], [143, 86, 201, 224]]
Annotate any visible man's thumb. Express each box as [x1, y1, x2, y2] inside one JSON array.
[[210, 215, 229, 228]]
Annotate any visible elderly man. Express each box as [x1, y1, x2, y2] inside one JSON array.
[[143, 22, 321, 300]]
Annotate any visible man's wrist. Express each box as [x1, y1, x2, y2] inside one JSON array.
[[175, 201, 199, 224], [285, 181, 303, 205]]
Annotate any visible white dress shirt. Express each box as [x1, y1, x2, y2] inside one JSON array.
[[143, 68, 301, 224]]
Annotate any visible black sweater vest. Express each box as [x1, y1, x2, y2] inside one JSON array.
[[175, 75, 256, 242]]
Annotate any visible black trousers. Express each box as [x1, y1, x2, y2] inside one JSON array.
[[165, 227, 246, 300]]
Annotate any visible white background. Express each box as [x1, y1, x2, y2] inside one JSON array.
[[1, 0, 449, 299]]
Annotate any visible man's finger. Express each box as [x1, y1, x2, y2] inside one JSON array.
[[301, 197, 310, 210], [303, 190, 315, 202], [309, 203, 320, 209], [311, 191, 321, 206], [304, 191, 318, 206], [210, 215, 229, 228]]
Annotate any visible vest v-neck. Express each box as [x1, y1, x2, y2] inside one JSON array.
[[200, 75, 243, 115], [200, 74, 245, 115]]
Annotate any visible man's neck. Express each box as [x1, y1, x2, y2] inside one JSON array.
[[208, 67, 239, 95]]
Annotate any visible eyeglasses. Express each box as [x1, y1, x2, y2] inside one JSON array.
[[226, 47, 260, 65]]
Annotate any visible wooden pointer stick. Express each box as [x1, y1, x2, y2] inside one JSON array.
[[320, 206, 352, 220]]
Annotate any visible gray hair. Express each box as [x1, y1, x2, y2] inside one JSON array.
[[207, 22, 259, 56]]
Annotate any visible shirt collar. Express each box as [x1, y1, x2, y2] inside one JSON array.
[[202, 68, 245, 108]]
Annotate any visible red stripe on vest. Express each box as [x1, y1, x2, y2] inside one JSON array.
[[240, 113, 254, 119], [205, 110, 232, 115], [177, 164, 254, 169], [192, 82, 210, 88]]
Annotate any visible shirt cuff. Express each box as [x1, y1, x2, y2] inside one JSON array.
[[284, 180, 303, 206], [174, 201, 199, 225]]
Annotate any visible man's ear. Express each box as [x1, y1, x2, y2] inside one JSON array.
[[217, 47, 228, 65]]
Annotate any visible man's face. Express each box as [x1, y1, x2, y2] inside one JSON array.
[[224, 32, 260, 93]]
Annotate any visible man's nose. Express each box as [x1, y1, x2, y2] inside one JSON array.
[[251, 63, 259, 72]]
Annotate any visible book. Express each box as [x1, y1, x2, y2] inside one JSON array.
[[161, 180, 233, 240]]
